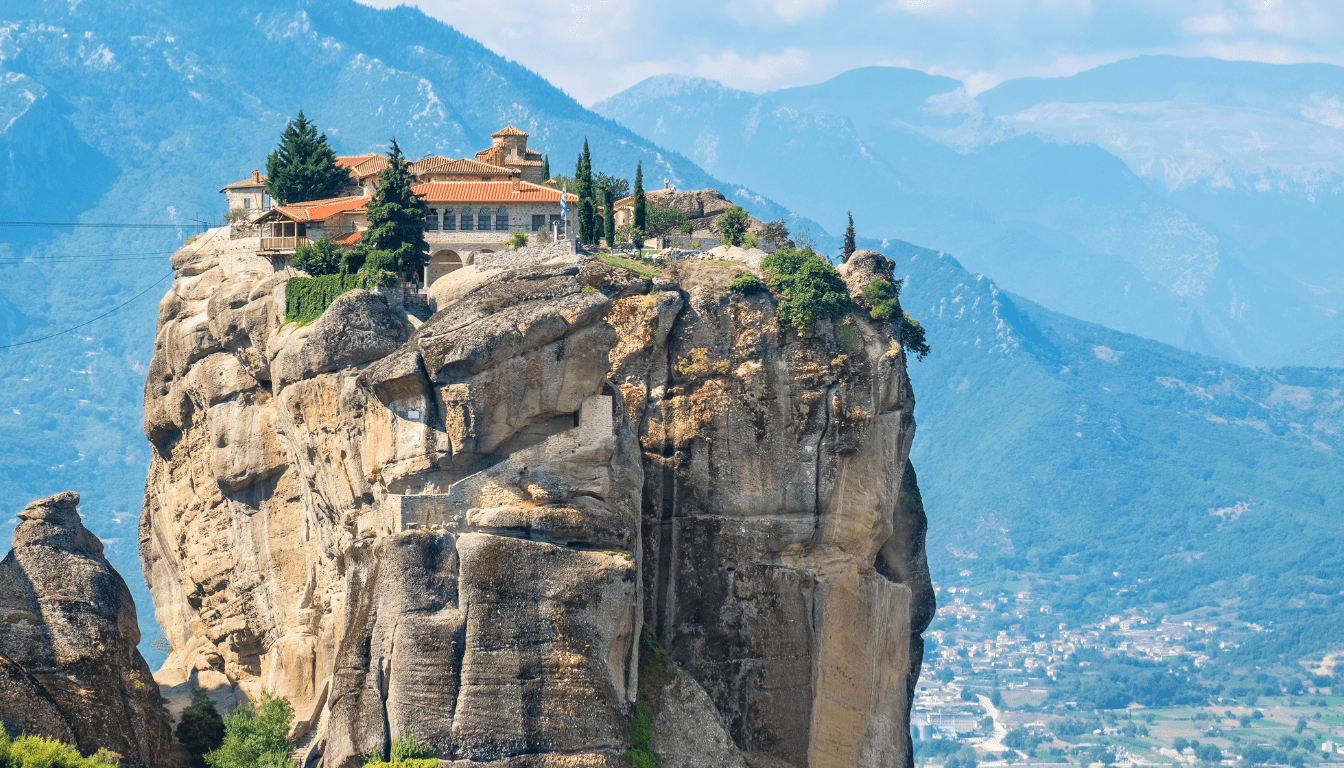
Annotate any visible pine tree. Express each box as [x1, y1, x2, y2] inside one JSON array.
[[264, 110, 349, 205], [576, 140, 595, 243], [542, 155, 550, 181], [360, 137, 429, 277], [842, 211, 856, 262], [632, 161, 646, 242], [604, 187, 617, 247]]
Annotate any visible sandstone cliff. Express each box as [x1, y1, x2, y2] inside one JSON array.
[[141, 229, 933, 768], [0, 492, 184, 768]]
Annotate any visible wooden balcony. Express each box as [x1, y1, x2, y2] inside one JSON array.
[[260, 236, 309, 251]]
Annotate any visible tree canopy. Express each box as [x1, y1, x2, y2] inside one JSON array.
[[360, 138, 428, 276], [632, 162, 646, 238], [717, 206, 749, 247], [842, 212, 856, 261], [264, 110, 349, 205], [575, 140, 596, 243]]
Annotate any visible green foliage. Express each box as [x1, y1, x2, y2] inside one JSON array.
[[728, 271, 766, 295], [860, 277, 900, 320], [644, 203, 687, 241], [761, 247, 852, 332], [508, 231, 527, 249], [203, 692, 294, 768], [598, 252, 660, 280], [1046, 650, 1208, 709], [177, 690, 226, 768], [603, 188, 617, 246], [842, 211, 856, 261], [632, 162, 646, 237], [716, 206, 749, 247], [1004, 727, 1043, 752], [291, 235, 343, 277], [264, 110, 348, 205], [362, 731, 436, 767], [361, 138, 429, 276], [762, 219, 790, 245], [741, 232, 758, 249], [541, 155, 550, 181], [284, 270, 391, 325], [900, 311, 930, 361], [575, 140, 596, 243], [594, 172, 629, 202], [0, 725, 121, 768]]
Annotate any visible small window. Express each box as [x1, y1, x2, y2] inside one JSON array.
[[462, 208, 473, 231], [478, 213, 490, 231], [532, 214, 545, 232], [425, 209, 439, 231], [496, 208, 508, 231], [444, 208, 456, 230], [243, 198, 252, 210]]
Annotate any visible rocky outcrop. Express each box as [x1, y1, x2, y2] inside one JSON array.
[[140, 227, 932, 767], [0, 492, 184, 768], [645, 188, 787, 244]]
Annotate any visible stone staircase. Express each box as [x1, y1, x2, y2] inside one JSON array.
[[403, 291, 432, 321], [288, 678, 330, 768]]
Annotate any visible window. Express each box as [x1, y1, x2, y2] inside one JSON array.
[[243, 198, 252, 210], [425, 208, 438, 231], [532, 214, 545, 232], [444, 209, 455, 230], [496, 208, 508, 231], [479, 212, 491, 230], [461, 208, 473, 231]]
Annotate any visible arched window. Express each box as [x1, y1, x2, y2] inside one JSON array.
[[496, 207, 508, 231], [424, 208, 438, 231], [461, 208, 473, 231], [444, 208, 456, 230]]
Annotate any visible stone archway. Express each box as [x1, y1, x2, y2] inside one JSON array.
[[425, 249, 462, 288]]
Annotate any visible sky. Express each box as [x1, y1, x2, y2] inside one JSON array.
[[357, 0, 1344, 104]]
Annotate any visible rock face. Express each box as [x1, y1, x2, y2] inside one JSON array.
[[141, 228, 933, 768], [645, 188, 787, 245], [0, 492, 184, 768]]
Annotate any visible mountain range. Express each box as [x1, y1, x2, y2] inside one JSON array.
[[1, 0, 1341, 672], [594, 59, 1344, 369]]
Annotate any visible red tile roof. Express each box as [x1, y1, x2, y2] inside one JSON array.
[[269, 195, 370, 222], [331, 230, 363, 245], [335, 154, 379, 169], [220, 175, 267, 192], [412, 156, 513, 176], [492, 125, 528, 137], [412, 181, 577, 204]]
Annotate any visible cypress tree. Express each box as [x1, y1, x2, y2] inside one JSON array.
[[264, 109, 349, 205], [176, 689, 225, 768], [542, 155, 550, 181], [604, 187, 617, 247], [632, 161, 646, 242], [361, 137, 429, 277], [576, 140, 595, 243], [842, 211, 856, 261]]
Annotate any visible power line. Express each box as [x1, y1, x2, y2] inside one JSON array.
[[0, 221, 192, 229], [0, 272, 175, 350]]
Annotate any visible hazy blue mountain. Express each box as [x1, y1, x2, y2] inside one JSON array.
[[0, 0, 796, 666], [888, 235, 1344, 664], [594, 61, 1344, 367]]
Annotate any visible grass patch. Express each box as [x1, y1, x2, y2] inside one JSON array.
[[599, 252, 661, 280]]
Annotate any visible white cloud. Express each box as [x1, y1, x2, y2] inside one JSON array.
[[725, 0, 839, 25]]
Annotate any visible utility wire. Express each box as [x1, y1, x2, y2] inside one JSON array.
[[0, 271, 175, 350], [0, 221, 192, 229]]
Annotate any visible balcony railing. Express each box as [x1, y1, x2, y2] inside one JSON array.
[[260, 236, 310, 251]]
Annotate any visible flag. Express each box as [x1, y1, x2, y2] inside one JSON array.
[[560, 182, 567, 220]]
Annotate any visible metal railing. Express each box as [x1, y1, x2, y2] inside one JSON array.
[[260, 236, 310, 251]]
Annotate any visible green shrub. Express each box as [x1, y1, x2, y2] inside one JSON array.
[[860, 278, 900, 320], [176, 690, 226, 768], [284, 269, 393, 325], [727, 271, 766, 295], [900, 311, 931, 361], [0, 725, 121, 768], [761, 247, 852, 332], [291, 236, 343, 276], [716, 206, 749, 247], [203, 691, 294, 768], [507, 231, 527, 249], [360, 731, 436, 768], [624, 701, 658, 768], [741, 232, 758, 249]]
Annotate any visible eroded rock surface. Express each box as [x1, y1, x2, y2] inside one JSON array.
[[0, 492, 184, 768], [141, 228, 932, 768]]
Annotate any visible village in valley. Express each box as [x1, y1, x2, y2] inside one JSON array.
[[910, 584, 1344, 768]]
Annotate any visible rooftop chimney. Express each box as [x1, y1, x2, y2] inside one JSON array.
[[252, 170, 260, 182], [511, 177, 521, 192]]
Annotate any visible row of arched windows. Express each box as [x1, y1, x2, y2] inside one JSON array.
[[425, 207, 510, 231]]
